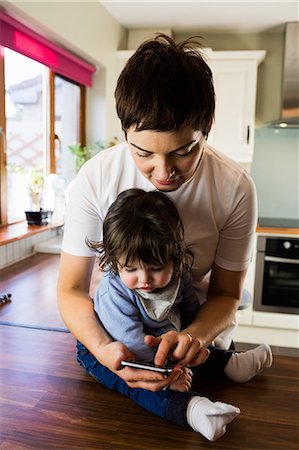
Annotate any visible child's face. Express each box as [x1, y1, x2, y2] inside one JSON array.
[[118, 259, 174, 293]]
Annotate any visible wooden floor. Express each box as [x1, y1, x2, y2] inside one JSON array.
[[0, 254, 299, 449], [0, 253, 66, 331]]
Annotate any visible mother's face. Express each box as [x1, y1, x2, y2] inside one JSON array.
[[126, 126, 205, 192]]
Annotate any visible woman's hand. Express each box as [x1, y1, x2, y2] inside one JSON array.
[[169, 366, 193, 392], [94, 340, 178, 391], [145, 331, 210, 367]]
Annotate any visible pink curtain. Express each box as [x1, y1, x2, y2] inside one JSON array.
[[0, 11, 96, 86]]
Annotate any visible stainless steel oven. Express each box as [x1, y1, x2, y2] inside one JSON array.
[[254, 235, 299, 315]]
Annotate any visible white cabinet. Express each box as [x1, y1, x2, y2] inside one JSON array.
[[205, 51, 266, 163], [117, 49, 266, 163]]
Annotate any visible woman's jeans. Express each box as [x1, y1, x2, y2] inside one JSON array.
[[76, 341, 233, 428]]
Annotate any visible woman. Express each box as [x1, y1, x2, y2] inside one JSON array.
[[57, 34, 257, 392]]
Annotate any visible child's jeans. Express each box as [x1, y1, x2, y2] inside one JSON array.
[[76, 341, 233, 428]]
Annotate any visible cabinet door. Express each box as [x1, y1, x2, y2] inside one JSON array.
[[207, 60, 258, 163]]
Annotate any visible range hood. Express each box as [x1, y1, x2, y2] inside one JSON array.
[[267, 22, 299, 129]]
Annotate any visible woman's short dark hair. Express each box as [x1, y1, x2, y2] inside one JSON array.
[[87, 188, 193, 277], [115, 34, 215, 135]]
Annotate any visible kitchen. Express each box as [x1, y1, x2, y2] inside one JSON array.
[[0, 1, 298, 448]]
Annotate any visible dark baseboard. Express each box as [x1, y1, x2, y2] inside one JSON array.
[[235, 341, 299, 357]]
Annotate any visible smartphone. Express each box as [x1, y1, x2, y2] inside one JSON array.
[[121, 360, 173, 374]]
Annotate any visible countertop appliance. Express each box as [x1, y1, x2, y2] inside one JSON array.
[[254, 235, 299, 315]]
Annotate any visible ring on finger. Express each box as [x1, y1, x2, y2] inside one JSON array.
[[185, 333, 194, 341], [186, 333, 200, 346]]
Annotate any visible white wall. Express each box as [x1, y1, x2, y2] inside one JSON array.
[[2, 0, 127, 143], [128, 28, 172, 49]]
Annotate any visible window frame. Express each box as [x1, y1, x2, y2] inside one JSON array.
[[49, 71, 86, 174], [0, 52, 86, 226], [0, 47, 7, 225]]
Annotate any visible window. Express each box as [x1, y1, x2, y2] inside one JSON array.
[[4, 48, 46, 223], [54, 75, 81, 185], [1, 49, 85, 224], [0, 11, 95, 225]]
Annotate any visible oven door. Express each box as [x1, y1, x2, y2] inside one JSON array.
[[255, 255, 299, 314]]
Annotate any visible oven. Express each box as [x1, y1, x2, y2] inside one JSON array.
[[253, 235, 299, 315]]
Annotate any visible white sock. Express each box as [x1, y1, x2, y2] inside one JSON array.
[[186, 396, 240, 441], [224, 343, 273, 383]]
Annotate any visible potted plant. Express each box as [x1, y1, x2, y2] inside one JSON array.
[[25, 168, 53, 225], [68, 138, 119, 172]]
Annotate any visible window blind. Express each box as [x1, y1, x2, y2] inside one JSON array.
[[0, 11, 96, 86]]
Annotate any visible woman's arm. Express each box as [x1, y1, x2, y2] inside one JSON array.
[[185, 265, 245, 345], [57, 252, 113, 356], [149, 265, 246, 367]]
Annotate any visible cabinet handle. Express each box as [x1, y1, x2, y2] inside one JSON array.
[[265, 256, 299, 264], [246, 125, 250, 144]]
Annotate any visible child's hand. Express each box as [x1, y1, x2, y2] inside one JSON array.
[[169, 366, 193, 392]]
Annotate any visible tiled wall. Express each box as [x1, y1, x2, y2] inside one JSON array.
[[251, 128, 299, 220], [0, 228, 60, 269]]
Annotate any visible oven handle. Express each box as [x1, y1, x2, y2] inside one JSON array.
[[265, 256, 299, 264]]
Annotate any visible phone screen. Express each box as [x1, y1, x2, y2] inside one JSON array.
[[121, 360, 173, 374]]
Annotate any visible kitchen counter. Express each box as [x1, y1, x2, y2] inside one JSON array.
[[256, 226, 299, 236]]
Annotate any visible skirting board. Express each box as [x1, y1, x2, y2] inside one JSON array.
[[235, 342, 299, 357], [33, 235, 62, 254]]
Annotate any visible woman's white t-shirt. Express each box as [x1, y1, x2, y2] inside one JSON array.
[[62, 141, 257, 297]]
